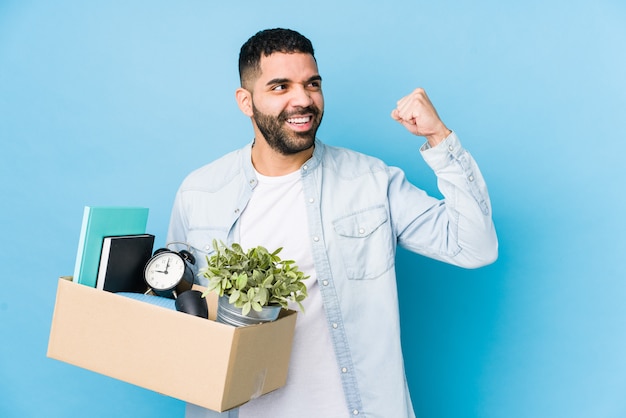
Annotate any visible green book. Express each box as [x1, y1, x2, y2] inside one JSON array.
[[72, 206, 149, 287]]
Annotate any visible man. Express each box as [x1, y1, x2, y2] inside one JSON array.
[[167, 28, 498, 418]]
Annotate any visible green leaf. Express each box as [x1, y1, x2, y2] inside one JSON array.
[[262, 274, 274, 288], [242, 301, 251, 316], [296, 301, 305, 312], [235, 273, 248, 290], [229, 290, 240, 304]]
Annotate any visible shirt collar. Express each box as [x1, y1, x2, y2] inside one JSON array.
[[241, 139, 324, 188]]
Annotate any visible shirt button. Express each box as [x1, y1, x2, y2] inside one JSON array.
[[448, 145, 454, 151], [309, 197, 315, 203], [302, 164, 308, 170], [358, 227, 365, 234], [234, 208, 240, 214], [205, 245, 211, 251], [468, 175, 475, 182], [322, 280, 329, 286], [332, 323, 338, 329], [352, 410, 359, 415], [341, 367, 348, 373], [313, 236, 320, 242]]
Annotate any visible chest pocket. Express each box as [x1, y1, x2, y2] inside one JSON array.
[[332, 205, 394, 280]]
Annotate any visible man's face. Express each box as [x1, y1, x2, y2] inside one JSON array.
[[248, 52, 324, 155]]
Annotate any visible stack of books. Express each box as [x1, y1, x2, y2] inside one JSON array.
[[73, 206, 154, 293]]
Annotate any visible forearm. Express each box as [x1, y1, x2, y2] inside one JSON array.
[[393, 131, 497, 267], [421, 131, 498, 267]]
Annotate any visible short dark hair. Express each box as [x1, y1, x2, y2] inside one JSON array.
[[238, 28, 315, 88]]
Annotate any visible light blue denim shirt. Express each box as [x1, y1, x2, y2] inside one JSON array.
[[167, 132, 498, 418]]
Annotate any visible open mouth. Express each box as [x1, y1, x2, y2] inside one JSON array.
[[286, 115, 312, 126], [285, 114, 315, 132]]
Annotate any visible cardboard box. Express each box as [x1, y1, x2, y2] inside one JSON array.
[[47, 278, 297, 412]]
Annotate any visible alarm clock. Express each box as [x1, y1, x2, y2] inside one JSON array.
[[144, 248, 196, 298]]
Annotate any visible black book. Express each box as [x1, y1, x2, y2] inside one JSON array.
[[96, 234, 155, 293]]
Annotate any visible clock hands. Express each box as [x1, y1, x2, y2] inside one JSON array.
[[155, 257, 171, 274], [145, 250, 194, 298]]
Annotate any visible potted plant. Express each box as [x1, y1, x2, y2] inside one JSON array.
[[201, 240, 309, 326]]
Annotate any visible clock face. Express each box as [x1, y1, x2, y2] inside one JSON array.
[[144, 252, 186, 291]]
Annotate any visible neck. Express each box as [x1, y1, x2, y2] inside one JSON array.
[[251, 137, 314, 176]]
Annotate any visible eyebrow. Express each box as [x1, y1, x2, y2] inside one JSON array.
[[265, 75, 323, 86]]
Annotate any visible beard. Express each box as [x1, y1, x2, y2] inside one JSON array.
[[252, 102, 323, 155]]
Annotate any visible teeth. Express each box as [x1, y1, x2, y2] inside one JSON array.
[[287, 116, 310, 124]]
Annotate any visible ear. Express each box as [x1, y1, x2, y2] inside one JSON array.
[[235, 88, 254, 117]]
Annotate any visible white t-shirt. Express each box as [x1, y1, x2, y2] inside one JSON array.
[[237, 169, 349, 418]]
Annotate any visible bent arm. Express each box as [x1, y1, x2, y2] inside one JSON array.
[[392, 131, 498, 268]]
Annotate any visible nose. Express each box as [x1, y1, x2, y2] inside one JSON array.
[[290, 85, 314, 108]]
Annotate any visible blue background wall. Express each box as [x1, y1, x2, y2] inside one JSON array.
[[2, 1, 625, 417]]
